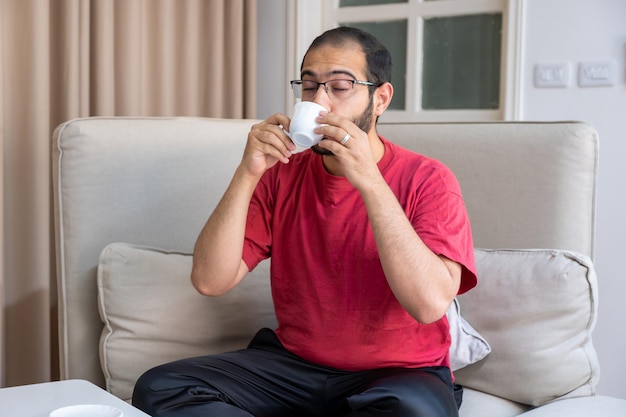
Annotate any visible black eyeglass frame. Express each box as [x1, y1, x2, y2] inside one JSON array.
[[289, 79, 379, 99]]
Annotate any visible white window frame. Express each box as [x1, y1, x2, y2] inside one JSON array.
[[288, 0, 525, 122]]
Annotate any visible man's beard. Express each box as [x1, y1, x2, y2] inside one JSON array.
[[311, 96, 374, 156]]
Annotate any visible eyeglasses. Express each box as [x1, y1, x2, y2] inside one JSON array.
[[290, 79, 378, 101]]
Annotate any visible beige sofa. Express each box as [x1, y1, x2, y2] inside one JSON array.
[[52, 117, 626, 416]]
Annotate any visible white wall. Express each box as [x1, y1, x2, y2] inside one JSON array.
[[258, 0, 626, 400], [256, 0, 289, 119], [522, 0, 626, 400]]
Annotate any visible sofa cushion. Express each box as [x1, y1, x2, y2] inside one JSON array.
[[459, 388, 531, 417], [97, 243, 277, 401], [454, 249, 600, 407], [447, 298, 491, 372], [97, 242, 490, 401]]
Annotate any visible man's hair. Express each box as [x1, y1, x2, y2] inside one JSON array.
[[302, 26, 392, 87]]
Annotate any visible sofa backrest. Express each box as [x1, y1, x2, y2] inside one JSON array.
[[378, 122, 598, 258], [52, 118, 598, 390]]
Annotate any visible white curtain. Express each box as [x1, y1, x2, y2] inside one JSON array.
[[0, 0, 257, 387]]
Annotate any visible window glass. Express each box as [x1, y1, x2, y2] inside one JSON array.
[[343, 20, 407, 111], [340, 0, 407, 6], [422, 13, 502, 110]]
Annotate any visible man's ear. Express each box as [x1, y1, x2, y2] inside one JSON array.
[[374, 82, 394, 116]]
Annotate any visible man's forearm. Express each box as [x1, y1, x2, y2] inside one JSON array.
[[359, 177, 461, 324]]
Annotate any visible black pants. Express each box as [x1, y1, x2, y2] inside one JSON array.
[[133, 328, 462, 417]]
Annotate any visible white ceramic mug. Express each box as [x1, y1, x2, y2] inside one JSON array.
[[287, 101, 328, 147]]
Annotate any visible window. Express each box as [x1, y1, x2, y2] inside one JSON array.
[[291, 0, 523, 122], [342, 19, 408, 111], [422, 13, 502, 110]]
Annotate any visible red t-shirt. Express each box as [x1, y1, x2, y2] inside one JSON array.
[[243, 137, 476, 371]]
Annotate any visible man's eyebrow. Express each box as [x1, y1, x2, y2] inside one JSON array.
[[301, 69, 357, 79]]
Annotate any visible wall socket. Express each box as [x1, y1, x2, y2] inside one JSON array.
[[534, 61, 617, 88], [534, 62, 571, 88], [578, 61, 615, 87]]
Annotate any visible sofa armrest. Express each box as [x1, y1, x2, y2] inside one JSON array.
[[516, 396, 626, 417]]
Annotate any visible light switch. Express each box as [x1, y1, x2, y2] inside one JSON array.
[[534, 62, 571, 88], [578, 61, 615, 87]]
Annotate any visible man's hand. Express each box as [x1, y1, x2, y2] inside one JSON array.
[[313, 112, 382, 190], [242, 113, 296, 178]]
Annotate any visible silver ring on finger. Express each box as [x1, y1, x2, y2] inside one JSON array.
[[340, 133, 351, 145]]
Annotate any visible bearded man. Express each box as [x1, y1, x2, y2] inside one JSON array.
[[133, 26, 477, 417]]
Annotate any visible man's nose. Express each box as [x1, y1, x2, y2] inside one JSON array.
[[312, 84, 332, 110]]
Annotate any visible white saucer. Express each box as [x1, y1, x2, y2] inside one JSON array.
[[49, 404, 123, 417]]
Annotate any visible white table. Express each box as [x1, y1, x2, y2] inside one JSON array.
[[0, 379, 150, 417]]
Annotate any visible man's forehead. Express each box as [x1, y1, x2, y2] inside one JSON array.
[[301, 43, 367, 79], [301, 68, 358, 79]]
